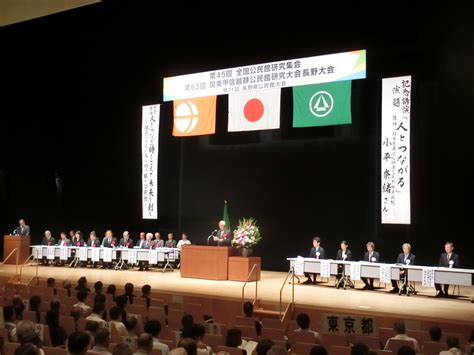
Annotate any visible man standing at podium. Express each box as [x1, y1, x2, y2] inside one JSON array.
[[13, 219, 30, 236], [213, 220, 231, 246]]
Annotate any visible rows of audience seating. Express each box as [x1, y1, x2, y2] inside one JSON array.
[[1, 276, 473, 355]]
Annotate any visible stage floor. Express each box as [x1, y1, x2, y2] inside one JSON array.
[[1, 264, 473, 324]]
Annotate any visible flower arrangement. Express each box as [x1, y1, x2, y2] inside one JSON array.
[[232, 217, 261, 249]]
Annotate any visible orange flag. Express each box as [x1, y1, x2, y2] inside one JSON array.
[[173, 96, 216, 137]]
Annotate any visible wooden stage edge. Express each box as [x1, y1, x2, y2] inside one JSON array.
[[1, 264, 473, 325]]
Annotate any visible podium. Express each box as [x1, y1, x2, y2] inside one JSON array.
[[228, 256, 261, 282], [3, 235, 31, 264], [180, 245, 234, 280]]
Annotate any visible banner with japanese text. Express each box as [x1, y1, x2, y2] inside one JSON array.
[[142, 104, 160, 219], [381, 76, 411, 224], [164, 50, 366, 101], [321, 313, 378, 336]]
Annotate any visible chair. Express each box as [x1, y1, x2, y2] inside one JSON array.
[[407, 330, 429, 348], [167, 308, 184, 330], [235, 316, 256, 327], [370, 350, 393, 355], [321, 333, 347, 348], [216, 346, 245, 355], [261, 318, 283, 329], [385, 339, 416, 353], [42, 346, 67, 355], [4, 342, 20, 355], [292, 342, 316, 355], [59, 315, 77, 335], [205, 334, 224, 351], [422, 341, 448, 354], [235, 325, 257, 339], [150, 298, 166, 308], [183, 302, 203, 322], [128, 304, 147, 319], [330, 346, 352, 355], [205, 323, 227, 336], [378, 327, 396, 345], [354, 335, 381, 350], [261, 327, 285, 341], [288, 330, 317, 345], [147, 306, 167, 324]]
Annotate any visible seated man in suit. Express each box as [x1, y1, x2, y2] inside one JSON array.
[[40, 230, 56, 265], [360, 241, 380, 290], [101, 230, 117, 269], [390, 243, 416, 293], [435, 241, 460, 297], [138, 233, 154, 271], [335, 240, 352, 283], [119, 231, 134, 248], [154, 232, 164, 248], [87, 231, 100, 268], [303, 236, 326, 285]]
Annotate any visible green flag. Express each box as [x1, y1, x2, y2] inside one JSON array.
[[293, 80, 352, 127], [223, 200, 230, 231]]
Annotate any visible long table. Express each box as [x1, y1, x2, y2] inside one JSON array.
[[287, 257, 474, 287], [31, 245, 180, 272]]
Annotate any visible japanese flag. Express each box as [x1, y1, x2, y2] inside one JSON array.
[[228, 88, 281, 132]]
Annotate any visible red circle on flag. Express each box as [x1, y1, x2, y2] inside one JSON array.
[[244, 98, 264, 122]]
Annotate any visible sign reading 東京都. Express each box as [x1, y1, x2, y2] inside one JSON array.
[[163, 50, 366, 101]]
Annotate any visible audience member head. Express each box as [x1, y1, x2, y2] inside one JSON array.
[[177, 338, 197, 355], [429, 326, 442, 341], [14, 343, 41, 355], [94, 293, 106, 305], [77, 289, 88, 303], [94, 328, 110, 348], [45, 309, 60, 327], [50, 300, 61, 312], [115, 295, 128, 309], [225, 328, 242, 348], [191, 323, 206, 341], [67, 331, 90, 355], [243, 301, 254, 317], [12, 295, 25, 319], [113, 343, 134, 355], [310, 345, 328, 355], [397, 346, 415, 355], [393, 321, 406, 335], [351, 343, 369, 355], [46, 278, 56, 288], [71, 307, 82, 321], [296, 313, 311, 330], [268, 345, 288, 355], [3, 305, 16, 322], [77, 276, 88, 289], [94, 281, 103, 293], [84, 320, 100, 334], [107, 284, 116, 296], [136, 334, 154, 353], [446, 336, 460, 349], [92, 302, 105, 316], [124, 283, 134, 296], [125, 316, 138, 334], [110, 306, 122, 321], [181, 314, 194, 330], [141, 285, 151, 296], [16, 320, 40, 344], [144, 320, 162, 338], [255, 338, 275, 355]]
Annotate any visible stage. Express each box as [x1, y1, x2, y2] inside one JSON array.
[[1, 263, 473, 325]]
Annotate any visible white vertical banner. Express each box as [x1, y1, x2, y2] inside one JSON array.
[[320, 260, 331, 278], [142, 104, 160, 219], [379, 265, 392, 283], [350, 262, 361, 280], [381, 75, 411, 224], [422, 267, 435, 287], [294, 256, 305, 276]]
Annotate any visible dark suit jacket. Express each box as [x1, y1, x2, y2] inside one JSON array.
[[15, 225, 30, 236], [438, 253, 460, 268], [59, 238, 71, 246], [310, 247, 326, 259], [142, 240, 154, 249], [101, 237, 117, 248], [396, 253, 416, 265], [364, 251, 380, 262], [87, 240, 100, 247], [154, 239, 164, 248], [165, 240, 177, 248], [72, 239, 85, 247], [119, 238, 134, 248], [336, 249, 352, 261], [41, 237, 56, 246]]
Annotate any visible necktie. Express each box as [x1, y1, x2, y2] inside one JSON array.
[[447, 254, 451, 262]]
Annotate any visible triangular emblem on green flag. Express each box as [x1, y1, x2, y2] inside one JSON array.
[[293, 80, 352, 127], [223, 200, 230, 232]]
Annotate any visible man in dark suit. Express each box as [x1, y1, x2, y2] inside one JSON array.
[[390, 243, 416, 293], [55, 232, 70, 266], [14, 219, 30, 236], [361, 241, 380, 290], [213, 221, 231, 246], [435, 242, 460, 297], [335, 240, 352, 283], [100, 230, 117, 269], [303, 236, 326, 284], [40, 230, 56, 265], [87, 231, 101, 247], [119, 231, 134, 248]]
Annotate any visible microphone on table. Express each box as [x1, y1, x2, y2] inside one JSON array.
[[207, 230, 218, 245]]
